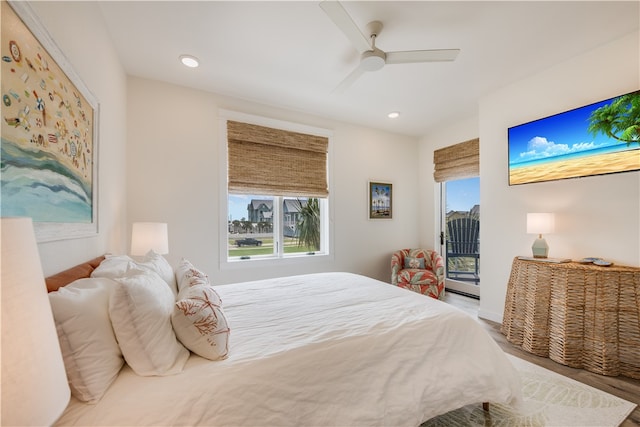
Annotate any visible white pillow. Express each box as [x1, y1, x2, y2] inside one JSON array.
[[172, 285, 230, 361], [137, 250, 178, 296], [92, 252, 177, 296], [109, 270, 189, 376], [48, 278, 123, 403], [90, 254, 135, 279], [175, 258, 210, 293]]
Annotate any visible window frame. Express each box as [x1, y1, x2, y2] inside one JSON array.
[[218, 110, 333, 270]]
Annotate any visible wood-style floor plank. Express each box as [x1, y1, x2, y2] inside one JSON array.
[[443, 292, 640, 427]]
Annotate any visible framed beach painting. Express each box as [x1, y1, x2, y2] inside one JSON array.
[[1, 1, 99, 241], [369, 181, 392, 219], [508, 90, 640, 185]]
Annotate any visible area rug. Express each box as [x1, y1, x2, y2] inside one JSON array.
[[422, 354, 636, 427]]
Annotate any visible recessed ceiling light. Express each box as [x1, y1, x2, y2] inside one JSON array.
[[179, 55, 199, 68], [387, 111, 400, 119]]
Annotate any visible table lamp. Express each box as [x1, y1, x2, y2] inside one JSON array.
[[130, 222, 169, 256], [526, 213, 554, 258], [1, 217, 70, 425]]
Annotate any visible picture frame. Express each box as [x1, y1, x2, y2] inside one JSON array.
[[368, 181, 392, 219], [1, 1, 99, 242]]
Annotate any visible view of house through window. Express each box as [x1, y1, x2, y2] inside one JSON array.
[[442, 176, 480, 297], [228, 194, 325, 259]]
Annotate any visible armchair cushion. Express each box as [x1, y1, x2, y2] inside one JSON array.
[[404, 256, 425, 269]]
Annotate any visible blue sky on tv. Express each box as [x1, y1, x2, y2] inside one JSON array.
[[508, 95, 634, 166]]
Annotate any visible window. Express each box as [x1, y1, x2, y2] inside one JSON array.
[[220, 112, 331, 264], [227, 194, 327, 260]]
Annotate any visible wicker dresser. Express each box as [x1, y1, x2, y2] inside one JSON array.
[[502, 257, 640, 379]]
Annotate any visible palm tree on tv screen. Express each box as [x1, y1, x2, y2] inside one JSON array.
[[588, 91, 640, 146]]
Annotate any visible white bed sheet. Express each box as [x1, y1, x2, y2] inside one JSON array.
[[56, 272, 521, 426]]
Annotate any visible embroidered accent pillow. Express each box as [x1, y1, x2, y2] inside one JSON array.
[[404, 256, 425, 269], [48, 277, 123, 403], [175, 258, 210, 292], [110, 270, 189, 376], [172, 285, 230, 361]]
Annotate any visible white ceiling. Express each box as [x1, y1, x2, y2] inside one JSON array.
[[98, 1, 639, 137]]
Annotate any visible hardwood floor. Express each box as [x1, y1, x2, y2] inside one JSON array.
[[443, 291, 640, 427]]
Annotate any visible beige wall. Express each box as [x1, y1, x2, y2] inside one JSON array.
[[126, 77, 420, 284], [420, 31, 640, 322], [25, 3, 639, 310], [27, 2, 420, 282]]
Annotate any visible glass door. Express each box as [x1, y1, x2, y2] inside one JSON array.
[[440, 177, 480, 298]]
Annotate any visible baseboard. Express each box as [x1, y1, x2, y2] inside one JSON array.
[[445, 288, 479, 300], [478, 308, 503, 324]]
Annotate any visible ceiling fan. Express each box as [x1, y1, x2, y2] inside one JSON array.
[[320, 1, 460, 92]]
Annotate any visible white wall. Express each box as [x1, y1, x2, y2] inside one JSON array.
[[126, 77, 420, 284], [479, 31, 640, 322], [420, 31, 640, 323], [27, 2, 128, 276]]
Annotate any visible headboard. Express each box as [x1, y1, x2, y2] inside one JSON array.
[[45, 256, 106, 292]]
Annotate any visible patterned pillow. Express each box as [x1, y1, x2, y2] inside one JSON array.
[[172, 285, 230, 361], [404, 256, 425, 269], [175, 258, 210, 293]]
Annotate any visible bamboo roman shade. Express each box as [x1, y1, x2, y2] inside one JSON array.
[[227, 120, 329, 197], [433, 138, 479, 182]]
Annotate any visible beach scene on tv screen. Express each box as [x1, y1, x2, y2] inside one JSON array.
[[508, 91, 640, 185]]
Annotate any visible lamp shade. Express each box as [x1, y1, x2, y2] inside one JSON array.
[[131, 222, 169, 256], [1, 217, 70, 426], [526, 213, 555, 235]]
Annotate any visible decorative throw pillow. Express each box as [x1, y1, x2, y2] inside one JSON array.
[[175, 258, 211, 292], [172, 285, 230, 361], [404, 256, 425, 269], [48, 277, 124, 403], [109, 270, 189, 376]]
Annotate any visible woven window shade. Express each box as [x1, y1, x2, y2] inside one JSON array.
[[433, 138, 479, 182], [227, 120, 329, 197]]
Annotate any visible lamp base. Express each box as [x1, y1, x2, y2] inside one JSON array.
[[532, 237, 549, 258]]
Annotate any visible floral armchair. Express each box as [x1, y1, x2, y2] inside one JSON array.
[[391, 249, 445, 300]]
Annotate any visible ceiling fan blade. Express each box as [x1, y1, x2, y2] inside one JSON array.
[[320, 1, 371, 53], [385, 49, 460, 64], [333, 65, 365, 93]]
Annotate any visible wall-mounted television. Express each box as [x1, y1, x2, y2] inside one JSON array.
[[508, 90, 640, 185]]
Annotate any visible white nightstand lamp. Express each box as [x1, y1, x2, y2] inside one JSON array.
[[527, 213, 554, 258], [131, 222, 169, 256]]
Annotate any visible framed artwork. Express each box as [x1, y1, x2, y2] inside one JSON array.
[[368, 181, 392, 219], [1, 1, 99, 242]]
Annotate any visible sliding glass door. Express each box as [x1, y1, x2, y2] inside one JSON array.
[[440, 177, 480, 297]]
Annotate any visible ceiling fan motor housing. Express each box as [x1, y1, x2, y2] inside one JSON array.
[[361, 48, 386, 71]]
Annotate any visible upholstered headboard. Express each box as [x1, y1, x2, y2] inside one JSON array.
[[45, 256, 106, 292]]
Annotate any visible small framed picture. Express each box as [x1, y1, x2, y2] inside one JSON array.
[[368, 181, 392, 219]]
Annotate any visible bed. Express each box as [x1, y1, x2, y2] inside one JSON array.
[[45, 254, 522, 426]]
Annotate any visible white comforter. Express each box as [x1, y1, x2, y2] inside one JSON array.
[[56, 272, 521, 426]]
